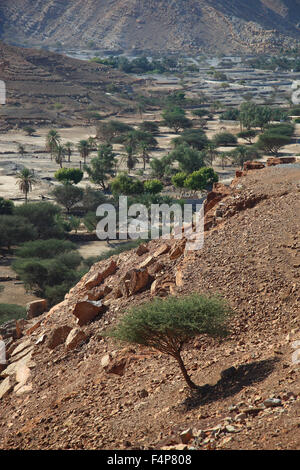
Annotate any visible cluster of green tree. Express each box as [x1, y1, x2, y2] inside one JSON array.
[[220, 104, 290, 127], [172, 167, 218, 192], [90, 55, 197, 75], [256, 123, 294, 156], [12, 239, 85, 307], [245, 55, 300, 72], [0, 202, 67, 251]]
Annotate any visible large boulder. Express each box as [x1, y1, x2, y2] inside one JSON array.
[[121, 269, 152, 297], [26, 299, 48, 319], [46, 325, 73, 350], [72, 300, 105, 326], [0, 377, 13, 400], [65, 328, 88, 351], [84, 260, 117, 290], [243, 161, 265, 171]]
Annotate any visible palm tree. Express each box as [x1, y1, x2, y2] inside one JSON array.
[[77, 140, 91, 165], [17, 144, 25, 157], [15, 168, 37, 203], [54, 144, 66, 168], [204, 142, 218, 166], [64, 142, 73, 163], [138, 141, 151, 171], [46, 130, 61, 160], [122, 145, 138, 173]]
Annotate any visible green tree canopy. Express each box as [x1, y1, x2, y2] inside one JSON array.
[[85, 144, 116, 190], [54, 168, 83, 185], [172, 128, 208, 151], [162, 107, 192, 133], [105, 293, 232, 389], [52, 184, 84, 213]]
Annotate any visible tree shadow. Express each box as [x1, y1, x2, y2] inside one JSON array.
[[181, 357, 279, 411]]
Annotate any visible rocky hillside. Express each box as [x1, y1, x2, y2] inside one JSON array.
[[0, 41, 140, 128], [0, 163, 299, 450], [0, 0, 300, 54]]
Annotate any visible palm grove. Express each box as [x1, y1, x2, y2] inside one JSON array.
[[0, 93, 297, 318]]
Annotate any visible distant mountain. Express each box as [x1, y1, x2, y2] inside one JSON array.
[[0, 41, 138, 127], [0, 0, 300, 54]]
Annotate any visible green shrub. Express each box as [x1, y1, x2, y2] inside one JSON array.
[[110, 173, 144, 196], [143, 179, 164, 194], [15, 202, 64, 239], [214, 132, 237, 147], [54, 168, 84, 185], [15, 239, 76, 259], [104, 293, 232, 389], [0, 197, 14, 215], [0, 215, 36, 250], [0, 304, 26, 326], [171, 172, 188, 188]]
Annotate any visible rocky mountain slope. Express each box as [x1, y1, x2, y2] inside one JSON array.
[[0, 163, 299, 450], [0, 1, 300, 54], [0, 41, 140, 128]]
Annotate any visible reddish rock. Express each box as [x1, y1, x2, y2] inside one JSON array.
[[136, 244, 149, 256], [84, 260, 117, 290], [47, 325, 73, 350], [72, 300, 105, 326], [243, 161, 265, 171], [26, 299, 48, 320], [267, 157, 296, 167], [65, 328, 88, 351], [169, 242, 186, 260], [153, 243, 170, 258], [204, 183, 231, 214], [138, 255, 156, 270], [86, 285, 112, 301], [121, 269, 152, 297]]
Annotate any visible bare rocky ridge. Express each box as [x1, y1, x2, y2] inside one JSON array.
[[0, 164, 299, 450], [0, 0, 300, 54], [0, 41, 140, 127]]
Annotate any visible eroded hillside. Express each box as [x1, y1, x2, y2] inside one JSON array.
[[0, 41, 140, 127], [0, 164, 299, 450], [0, 0, 300, 54]]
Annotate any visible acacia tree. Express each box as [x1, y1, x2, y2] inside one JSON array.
[[84, 144, 116, 190], [162, 107, 192, 133], [105, 294, 232, 389]]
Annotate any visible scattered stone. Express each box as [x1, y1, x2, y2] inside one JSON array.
[[180, 428, 193, 444], [138, 256, 156, 270], [264, 398, 282, 408], [84, 260, 117, 290], [65, 328, 88, 351], [72, 300, 105, 326], [225, 425, 238, 433], [153, 244, 170, 258], [136, 244, 149, 256], [234, 413, 247, 422], [138, 389, 148, 399], [0, 377, 13, 400], [46, 325, 73, 350]]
